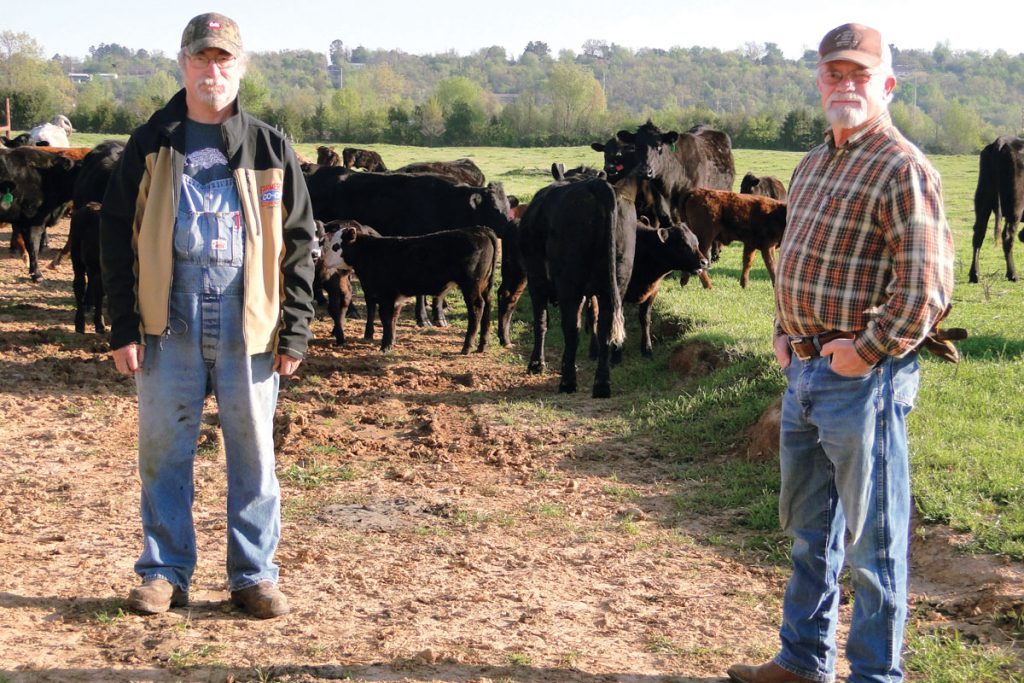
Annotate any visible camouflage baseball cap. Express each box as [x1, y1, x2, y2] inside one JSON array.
[[818, 23, 884, 68], [181, 12, 243, 55]]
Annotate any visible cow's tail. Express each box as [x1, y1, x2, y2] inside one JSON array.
[[606, 191, 626, 348], [484, 226, 499, 297]]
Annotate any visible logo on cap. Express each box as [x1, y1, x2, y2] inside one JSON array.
[[833, 30, 860, 49], [209, 20, 221, 29]]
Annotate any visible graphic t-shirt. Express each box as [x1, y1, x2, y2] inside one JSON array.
[[183, 120, 231, 184]]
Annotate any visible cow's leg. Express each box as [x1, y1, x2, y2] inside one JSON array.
[[363, 297, 377, 340], [526, 282, 548, 374], [24, 225, 44, 281], [969, 205, 992, 283], [432, 295, 449, 327], [698, 269, 713, 289], [638, 296, 656, 359], [48, 236, 71, 270], [739, 244, 758, 288], [326, 273, 345, 345], [72, 249, 87, 334], [379, 298, 400, 352], [497, 277, 527, 347], [558, 296, 584, 394], [591, 294, 613, 398], [414, 295, 433, 328], [460, 286, 483, 355], [1001, 220, 1018, 282], [762, 245, 778, 286]]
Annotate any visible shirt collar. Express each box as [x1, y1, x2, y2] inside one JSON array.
[[825, 111, 892, 150]]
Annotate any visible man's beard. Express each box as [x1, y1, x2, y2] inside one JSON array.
[[194, 77, 237, 110], [825, 92, 869, 129]]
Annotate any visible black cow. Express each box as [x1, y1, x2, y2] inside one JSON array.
[[393, 158, 486, 186], [342, 147, 387, 172], [519, 176, 638, 398], [69, 202, 105, 334], [47, 141, 125, 270], [314, 219, 378, 345], [739, 171, 788, 202], [969, 135, 1024, 283], [616, 121, 736, 228], [0, 146, 79, 280], [496, 163, 608, 348], [322, 226, 498, 354], [306, 169, 513, 326], [593, 222, 707, 361]]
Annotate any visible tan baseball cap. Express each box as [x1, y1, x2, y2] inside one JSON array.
[[181, 12, 243, 55], [818, 23, 883, 68]]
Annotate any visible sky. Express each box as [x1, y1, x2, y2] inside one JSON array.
[[8, 0, 1022, 63]]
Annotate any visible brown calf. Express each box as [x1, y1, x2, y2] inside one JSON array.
[[680, 188, 787, 289]]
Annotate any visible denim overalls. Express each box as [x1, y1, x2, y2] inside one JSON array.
[[134, 163, 282, 593]]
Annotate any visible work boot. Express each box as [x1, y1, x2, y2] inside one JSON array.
[[127, 578, 188, 614], [727, 661, 818, 683], [230, 581, 290, 619]]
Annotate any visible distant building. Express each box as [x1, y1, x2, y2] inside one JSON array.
[[68, 73, 92, 83]]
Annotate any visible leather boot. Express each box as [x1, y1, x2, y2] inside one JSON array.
[[727, 661, 818, 683]]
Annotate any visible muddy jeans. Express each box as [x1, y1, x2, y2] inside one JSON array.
[[133, 176, 281, 592]]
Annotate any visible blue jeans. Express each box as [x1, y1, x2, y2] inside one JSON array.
[[775, 353, 919, 683], [133, 177, 281, 592]]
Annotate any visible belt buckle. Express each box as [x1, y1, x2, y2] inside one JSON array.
[[789, 336, 814, 361]]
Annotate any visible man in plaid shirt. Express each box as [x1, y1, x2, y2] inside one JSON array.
[[728, 23, 955, 683]]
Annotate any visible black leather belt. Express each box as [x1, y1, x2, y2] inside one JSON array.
[[788, 331, 856, 360]]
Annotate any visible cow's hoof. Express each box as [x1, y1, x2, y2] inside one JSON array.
[[1009, 274, 1019, 282], [640, 349, 653, 360], [333, 339, 345, 347], [559, 382, 577, 394], [527, 361, 544, 374], [30, 271, 43, 282], [968, 272, 979, 284], [592, 384, 611, 399]]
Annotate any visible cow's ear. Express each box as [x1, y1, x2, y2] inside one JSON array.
[[551, 163, 565, 181], [663, 131, 679, 145], [53, 155, 74, 171], [597, 170, 607, 180], [341, 227, 357, 243], [657, 228, 669, 244], [469, 192, 483, 209], [616, 130, 634, 143], [590, 142, 605, 152]]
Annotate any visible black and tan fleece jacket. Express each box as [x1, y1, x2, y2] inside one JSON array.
[[100, 89, 316, 359]]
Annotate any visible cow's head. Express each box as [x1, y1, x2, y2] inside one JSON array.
[[469, 182, 514, 236], [661, 223, 707, 276], [316, 146, 340, 167], [739, 171, 760, 194], [617, 121, 679, 180], [322, 226, 357, 277], [592, 137, 639, 181]]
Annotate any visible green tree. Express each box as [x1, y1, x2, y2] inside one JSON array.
[[546, 62, 606, 139]]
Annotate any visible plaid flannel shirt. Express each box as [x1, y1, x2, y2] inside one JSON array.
[[774, 112, 955, 364]]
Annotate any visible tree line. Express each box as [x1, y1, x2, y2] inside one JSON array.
[[3, 31, 1023, 153]]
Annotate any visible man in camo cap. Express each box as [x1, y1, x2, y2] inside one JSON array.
[[101, 12, 316, 620]]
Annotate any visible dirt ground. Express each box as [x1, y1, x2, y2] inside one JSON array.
[[1, 219, 1021, 683]]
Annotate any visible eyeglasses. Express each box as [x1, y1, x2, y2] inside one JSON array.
[[819, 69, 875, 86], [187, 53, 238, 69]]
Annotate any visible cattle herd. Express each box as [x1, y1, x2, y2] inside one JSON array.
[[3, 123, 1023, 397]]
